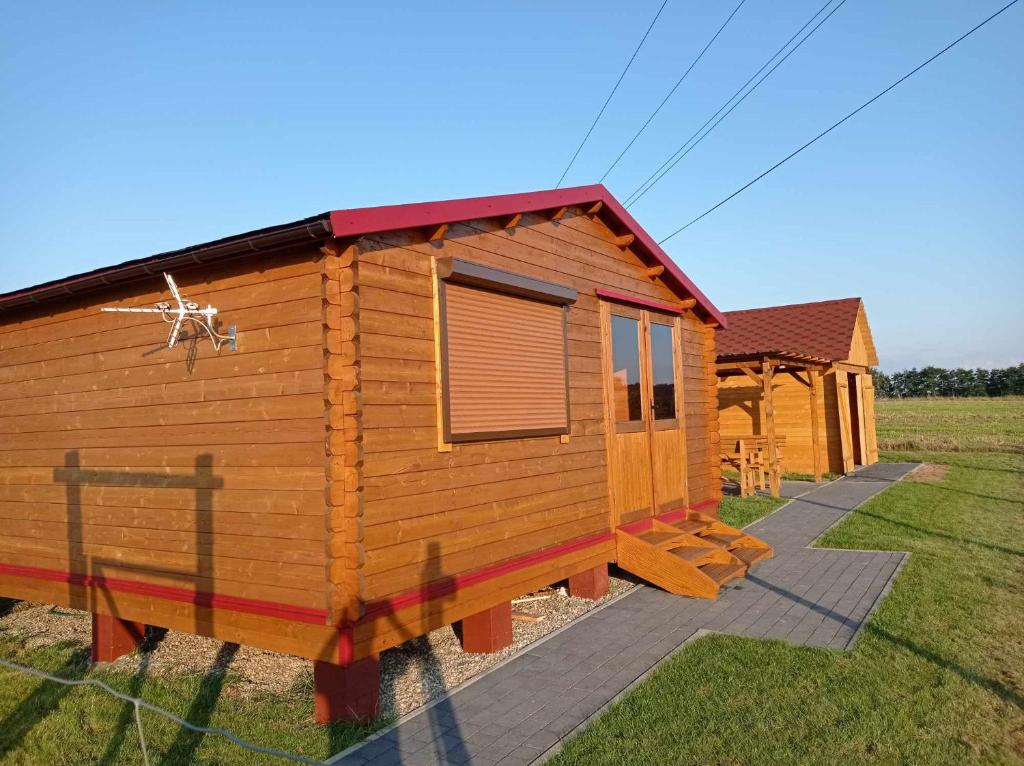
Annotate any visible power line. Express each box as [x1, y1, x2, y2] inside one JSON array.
[[625, 0, 848, 207], [555, 0, 670, 188], [599, 0, 749, 182], [658, 0, 1022, 244]]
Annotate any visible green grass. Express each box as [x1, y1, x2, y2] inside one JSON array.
[[0, 634, 380, 765], [876, 395, 1024, 455], [550, 397, 1024, 765], [719, 493, 786, 529], [782, 471, 842, 482]]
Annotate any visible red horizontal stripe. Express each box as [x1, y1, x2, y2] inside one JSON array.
[[617, 500, 722, 533], [618, 518, 654, 535], [0, 529, 621, 629], [2, 503, 721, 632], [360, 531, 614, 622], [0, 562, 330, 624]]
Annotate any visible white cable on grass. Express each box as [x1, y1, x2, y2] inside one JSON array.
[[0, 657, 324, 765]]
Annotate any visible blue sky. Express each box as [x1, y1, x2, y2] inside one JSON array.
[[1, 1, 1021, 371]]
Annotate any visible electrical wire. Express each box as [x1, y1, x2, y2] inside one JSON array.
[[599, 0, 749, 182], [625, 0, 848, 207], [555, 0, 670, 188], [0, 657, 324, 765], [657, 0, 1021, 244]]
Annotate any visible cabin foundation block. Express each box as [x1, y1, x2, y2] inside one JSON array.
[[313, 656, 380, 724], [568, 563, 609, 600], [91, 614, 145, 663], [458, 601, 513, 654]]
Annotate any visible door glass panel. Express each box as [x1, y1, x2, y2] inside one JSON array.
[[650, 322, 676, 420], [610, 315, 643, 423]]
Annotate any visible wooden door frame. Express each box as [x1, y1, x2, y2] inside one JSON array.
[[599, 300, 688, 528], [647, 311, 688, 512]]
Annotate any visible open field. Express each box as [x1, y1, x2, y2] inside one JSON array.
[[1, 397, 1022, 764], [876, 395, 1024, 455], [552, 396, 1024, 765]]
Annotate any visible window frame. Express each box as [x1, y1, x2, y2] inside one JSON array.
[[648, 315, 681, 431], [437, 257, 577, 444]]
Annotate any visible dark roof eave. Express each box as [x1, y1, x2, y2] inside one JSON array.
[[716, 350, 834, 366], [0, 185, 726, 325], [0, 215, 333, 313]]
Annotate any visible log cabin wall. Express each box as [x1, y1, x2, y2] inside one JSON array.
[[718, 368, 860, 476], [718, 373, 825, 474], [680, 320, 720, 506], [821, 369, 846, 473], [0, 245, 345, 659], [341, 207, 717, 658]]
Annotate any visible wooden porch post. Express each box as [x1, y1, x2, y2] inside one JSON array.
[[854, 374, 868, 465], [808, 368, 823, 482], [835, 371, 855, 474], [862, 374, 879, 464], [762, 359, 781, 496]]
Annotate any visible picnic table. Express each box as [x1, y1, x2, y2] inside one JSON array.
[[722, 435, 787, 497]]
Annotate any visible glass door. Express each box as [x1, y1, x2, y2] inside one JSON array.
[[602, 303, 689, 525]]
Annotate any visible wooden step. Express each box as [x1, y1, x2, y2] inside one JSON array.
[[638, 530, 693, 550], [699, 562, 746, 586], [673, 519, 709, 535], [669, 546, 718, 565], [732, 546, 773, 566], [701, 531, 745, 548], [615, 530, 721, 600]]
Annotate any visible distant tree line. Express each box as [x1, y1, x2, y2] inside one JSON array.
[[872, 365, 1024, 398]]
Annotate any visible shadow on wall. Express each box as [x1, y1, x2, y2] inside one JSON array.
[[328, 541, 471, 764], [719, 385, 764, 435], [47, 450, 238, 762], [54, 450, 223, 635]]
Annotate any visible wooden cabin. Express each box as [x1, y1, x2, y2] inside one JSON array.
[[0, 185, 771, 723], [716, 298, 880, 488]]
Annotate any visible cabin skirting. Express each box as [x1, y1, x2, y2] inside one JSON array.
[[0, 499, 719, 664]]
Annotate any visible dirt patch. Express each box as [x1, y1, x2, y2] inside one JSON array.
[[907, 463, 950, 483], [0, 575, 636, 717]]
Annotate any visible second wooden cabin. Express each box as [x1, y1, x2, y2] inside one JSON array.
[[0, 185, 773, 723], [716, 298, 880, 487]]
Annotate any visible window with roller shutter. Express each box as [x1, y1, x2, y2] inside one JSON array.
[[437, 258, 577, 443]]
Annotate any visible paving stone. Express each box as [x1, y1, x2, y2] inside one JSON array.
[[328, 464, 916, 766]]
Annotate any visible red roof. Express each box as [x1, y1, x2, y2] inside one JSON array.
[[0, 185, 725, 325], [716, 298, 864, 363]]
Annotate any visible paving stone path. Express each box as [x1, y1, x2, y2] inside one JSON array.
[[328, 463, 917, 766]]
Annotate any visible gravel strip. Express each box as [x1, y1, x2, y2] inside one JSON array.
[[0, 574, 636, 716]]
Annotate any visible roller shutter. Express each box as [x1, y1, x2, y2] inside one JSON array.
[[442, 282, 569, 441]]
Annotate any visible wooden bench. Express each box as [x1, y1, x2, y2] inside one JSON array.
[[721, 435, 787, 497]]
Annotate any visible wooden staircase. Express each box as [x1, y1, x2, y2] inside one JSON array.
[[615, 514, 773, 599]]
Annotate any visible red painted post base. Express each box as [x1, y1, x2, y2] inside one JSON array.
[[568, 563, 609, 601], [91, 614, 146, 663], [459, 601, 513, 654], [313, 656, 380, 724]]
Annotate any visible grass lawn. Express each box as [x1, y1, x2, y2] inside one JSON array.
[[552, 397, 1024, 765], [718, 493, 787, 529], [0, 631, 378, 764]]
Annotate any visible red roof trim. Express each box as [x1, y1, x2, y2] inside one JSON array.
[[0, 185, 723, 325], [328, 184, 725, 326], [595, 288, 685, 315], [597, 190, 725, 327]]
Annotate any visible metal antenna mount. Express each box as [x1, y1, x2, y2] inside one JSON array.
[[101, 273, 237, 352]]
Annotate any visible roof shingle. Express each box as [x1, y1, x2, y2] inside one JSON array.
[[716, 298, 863, 362]]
